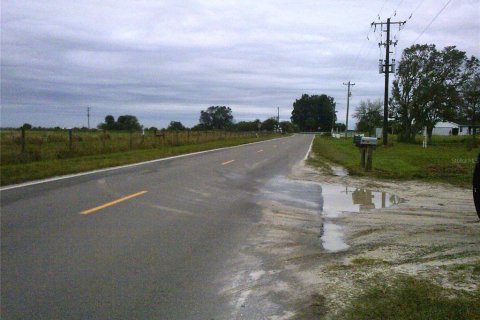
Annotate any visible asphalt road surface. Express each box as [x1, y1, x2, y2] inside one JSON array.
[[1, 134, 314, 319]]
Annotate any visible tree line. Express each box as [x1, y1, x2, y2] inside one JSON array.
[[95, 106, 298, 133]]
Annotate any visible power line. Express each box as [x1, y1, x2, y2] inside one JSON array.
[[410, 0, 427, 19], [345, 0, 391, 80], [390, 0, 405, 18], [412, 0, 453, 44]]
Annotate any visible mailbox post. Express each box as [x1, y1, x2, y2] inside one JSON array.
[[353, 135, 377, 172]]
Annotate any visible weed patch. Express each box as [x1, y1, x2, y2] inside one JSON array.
[[334, 275, 480, 320]]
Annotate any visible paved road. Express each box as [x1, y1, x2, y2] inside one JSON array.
[[1, 134, 314, 319]]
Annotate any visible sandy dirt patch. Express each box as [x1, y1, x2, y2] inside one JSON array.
[[222, 160, 480, 319]]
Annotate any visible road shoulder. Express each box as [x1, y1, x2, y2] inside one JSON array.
[[223, 159, 480, 318]]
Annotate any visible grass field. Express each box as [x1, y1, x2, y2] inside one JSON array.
[[333, 275, 480, 320], [309, 135, 478, 187], [0, 129, 282, 186], [0, 129, 263, 164]]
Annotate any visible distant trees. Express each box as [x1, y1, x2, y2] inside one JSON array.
[[98, 115, 142, 131], [354, 99, 383, 135], [390, 44, 468, 143], [167, 121, 187, 131], [235, 119, 261, 131], [199, 106, 234, 130], [291, 94, 336, 132], [457, 56, 480, 144], [260, 117, 278, 131], [279, 121, 296, 133], [333, 123, 346, 132]]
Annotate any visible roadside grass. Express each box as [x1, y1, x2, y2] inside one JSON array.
[[0, 129, 266, 164], [333, 275, 480, 320], [309, 135, 477, 187], [0, 134, 282, 186]]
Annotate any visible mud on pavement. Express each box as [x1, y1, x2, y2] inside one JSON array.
[[220, 159, 480, 319]]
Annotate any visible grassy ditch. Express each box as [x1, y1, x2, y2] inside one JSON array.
[[333, 275, 480, 320], [1, 134, 282, 186], [309, 135, 477, 187]]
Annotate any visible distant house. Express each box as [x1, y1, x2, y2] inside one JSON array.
[[431, 122, 480, 136], [432, 122, 464, 136], [458, 124, 480, 135]]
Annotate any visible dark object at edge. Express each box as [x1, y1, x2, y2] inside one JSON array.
[[473, 153, 480, 219]]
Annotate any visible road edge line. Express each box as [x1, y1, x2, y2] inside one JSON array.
[[303, 135, 315, 161], [1, 135, 294, 191]]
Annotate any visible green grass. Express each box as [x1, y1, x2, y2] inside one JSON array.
[[1, 134, 282, 186], [333, 276, 480, 320], [309, 135, 477, 187]]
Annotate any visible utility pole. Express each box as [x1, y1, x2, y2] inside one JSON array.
[[372, 18, 405, 146], [331, 103, 335, 134], [277, 107, 280, 123], [343, 81, 355, 138], [87, 107, 91, 129]]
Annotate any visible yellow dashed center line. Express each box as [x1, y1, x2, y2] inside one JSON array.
[[80, 190, 148, 215], [221, 160, 235, 166], [257, 149, 264, 153]]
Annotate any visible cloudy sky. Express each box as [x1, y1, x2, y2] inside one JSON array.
[[1, 0, 479, 129]]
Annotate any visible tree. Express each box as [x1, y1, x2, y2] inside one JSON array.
[[235, 119, 261, 131], [279, 121, 296, 133], [191, 123, 208, 131], [22, 123, 32, 130], [291, 94, 336, 132], [199, 106, 234, 130], [390, 44, 466, 143], [353, 99, 383, 135], [167, 121, 186, 131], [116, 115, 142, 131], [458, 55, 480, 145], [105, 115, 115, 129], [417, 46, 466, 144], [261, 117, 278, 131], [97, 114, 142, 131], [333, 123, 346, 132]]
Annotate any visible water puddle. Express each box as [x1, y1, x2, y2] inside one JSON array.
[[321, 185, 401, 218], [322, 223, 350, 252], [260, 176, 402, 253], [331, 166, 348, 177]]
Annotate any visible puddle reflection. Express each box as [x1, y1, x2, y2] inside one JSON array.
[[259, 176, 402, 253], [321, 185, 401, 218]]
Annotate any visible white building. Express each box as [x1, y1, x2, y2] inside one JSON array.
[[432, 122, 468, 136]]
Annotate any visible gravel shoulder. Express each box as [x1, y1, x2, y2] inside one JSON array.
[[223, 159, 480, 319]]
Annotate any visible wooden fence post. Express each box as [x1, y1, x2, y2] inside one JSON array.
[[69, 129, 73, 151], [366, 146, 373, 172], [360, 147, 366, 168], [21, 126, 26, 153]]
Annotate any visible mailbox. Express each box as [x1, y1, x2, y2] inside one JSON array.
[[353, 134, 364, 146], [360, 137, 378, 146], [354, 136, 377, 172]]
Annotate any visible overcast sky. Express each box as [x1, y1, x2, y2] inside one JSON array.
[[1, 0, 479, 129]]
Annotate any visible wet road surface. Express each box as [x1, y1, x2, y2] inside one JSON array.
[[1, 134, 314, 319]]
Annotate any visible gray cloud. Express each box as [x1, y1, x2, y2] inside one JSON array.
[[1, 0, 479, 129]]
